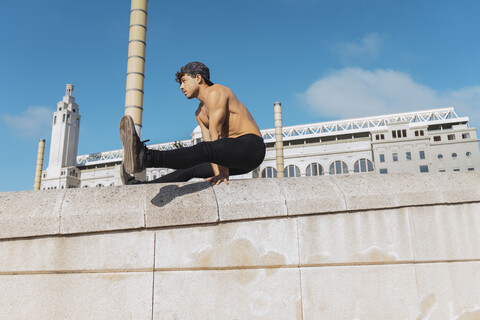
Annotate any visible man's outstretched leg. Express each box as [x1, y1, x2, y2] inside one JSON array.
[[119, 115, 148, 174]]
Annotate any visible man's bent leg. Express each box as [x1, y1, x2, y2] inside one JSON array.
[[146, 134, 266, 173]]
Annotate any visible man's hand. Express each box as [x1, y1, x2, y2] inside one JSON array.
[[205, 173, 229, 186]]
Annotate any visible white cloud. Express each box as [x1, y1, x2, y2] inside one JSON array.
[[335, 33, 384, 63], [2, 106, 53, 139], [298, 67, 480, 127]]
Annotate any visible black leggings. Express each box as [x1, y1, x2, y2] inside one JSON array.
[[144, 134, 265, 183]]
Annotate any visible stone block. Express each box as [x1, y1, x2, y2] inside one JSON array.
[[274, 177, 346, 216], [301, 265, 419, 319], [415, 261, 480, 320], [0, 272, 153, 320], [153, 269, 302, 319], [0, 189, 63, 239], [410, 203, 480, 262], [60, 185, 145, 234], [428, 172, 480, 204], [379, 173, 444, 207], [214, 179, 287, 221], [145, 181, 218, 228], [155, 218, 298, 269], [0, 231, 154, 273], [331, 174, 398, 211], [298, 208, 414, 265]]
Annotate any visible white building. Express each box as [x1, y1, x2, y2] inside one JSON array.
[[41, 84, 81, 190], [40, 86, 480, 189]]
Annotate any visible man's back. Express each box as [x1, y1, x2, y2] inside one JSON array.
[[196, 84, 261, 139]]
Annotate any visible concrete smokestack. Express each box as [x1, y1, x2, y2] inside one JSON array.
[[125, 0, 148, 138], [33, 139, 46, 190], [274, 102, 285, 178]]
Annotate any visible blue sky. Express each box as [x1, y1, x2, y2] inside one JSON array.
[[1, 0, 480, 191]]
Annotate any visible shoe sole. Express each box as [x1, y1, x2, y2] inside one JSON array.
[[119, 115, 138, 175]]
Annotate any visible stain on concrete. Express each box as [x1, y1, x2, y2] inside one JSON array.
[[354, 246, 398, 262], [296, 297, 303, 320], [306, 252, 331, 264], [228, 238, 257, 266], [258, 251, 286, 266], [455, 307, 480, 320], [234, 269, 259, 284], [417, 294, 436, 320], [190, 237, 287, 269]]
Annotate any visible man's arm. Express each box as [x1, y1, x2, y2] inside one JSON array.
[[204, 90, 229, 185]]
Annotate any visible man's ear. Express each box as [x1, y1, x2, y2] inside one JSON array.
[[195, 74, 203, 84]]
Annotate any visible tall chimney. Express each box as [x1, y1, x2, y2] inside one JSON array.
[[125, 0, 148, 138], [274, 102, 285, 178], [33, 139, 46, 190]]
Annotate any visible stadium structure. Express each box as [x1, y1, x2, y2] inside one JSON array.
[[40, 85, 480, 190]]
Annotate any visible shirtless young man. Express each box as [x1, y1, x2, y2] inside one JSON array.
[[119, 61, 265, 185]]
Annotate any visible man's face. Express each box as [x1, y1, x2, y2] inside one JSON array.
[[179, 74, 200, 99]]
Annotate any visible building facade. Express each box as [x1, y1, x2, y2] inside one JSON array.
[[40, 86, 480, 189], [41, 85, 81, 190]]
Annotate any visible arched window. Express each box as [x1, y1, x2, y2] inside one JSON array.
[[284, 165, 301, 178], [261, 167, 277, 178], [354, 159, 374, 173], [306, 163, 324, 176], [329, 161, 348, 175], [96, 184, 104, 188]]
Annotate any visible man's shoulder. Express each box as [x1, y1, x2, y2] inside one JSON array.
[[209, 84, 232, 93]]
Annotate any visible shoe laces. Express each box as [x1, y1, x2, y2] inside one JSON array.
[[140, 139, 150, 152]]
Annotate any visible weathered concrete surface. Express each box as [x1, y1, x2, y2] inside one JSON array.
[[301, 264, 420, 319], [0, 272, 153, 320], [0, 189, 63, 238], [298, 207, 414, 265], [145, 181, 218, 228], [1, 172, 479, 319], [0, 231, 154, 273], [60, 185, 145, 234], [155, 218, 298, 269], [214, 178, 287, 221], [154, 269, 302, 320]]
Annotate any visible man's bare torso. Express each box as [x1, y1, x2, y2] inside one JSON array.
[[195, 84, 261, 139]]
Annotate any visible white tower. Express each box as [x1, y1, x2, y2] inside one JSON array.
[[41, 84, 81, 190]]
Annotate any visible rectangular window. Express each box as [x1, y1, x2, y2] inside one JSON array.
[[67, 114, 71, 123], [433, 136, 441, 142], [54, 116, 56, 124], [462, 133, 470, 139], [420, 165, 429, 173], [468, 168, 475, 171], [379, 154, 385, 163], [402, 129, 407, 137], [379, 169, 388, 174], [448, 134, 456, 140], [393, 153, 398, 162], [406, 152, 412, 160], [392, 131, 397, 138], [453, 168, 460, 172], [439, 169, 446, 172], [419, 150, 425, 159], [63, 114, 66, 122]]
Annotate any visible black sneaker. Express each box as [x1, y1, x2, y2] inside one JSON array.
[[119, 115, 148, 174], [119, 164, 140, 185]]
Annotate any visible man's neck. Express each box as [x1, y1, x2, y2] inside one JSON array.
[[196, 85, 210, 104]]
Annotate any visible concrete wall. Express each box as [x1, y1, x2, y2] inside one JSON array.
[[1, 173, 480, 319]]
